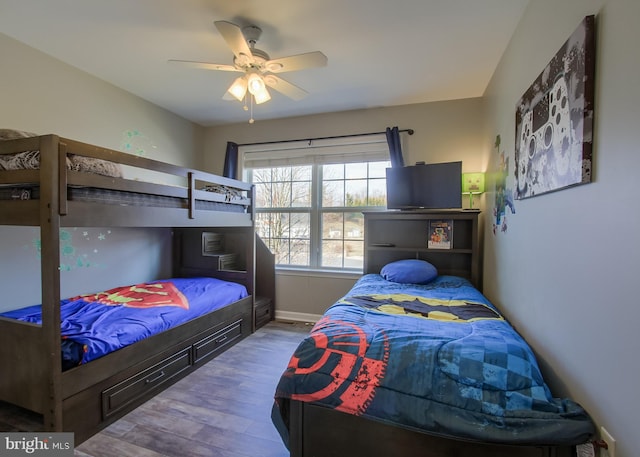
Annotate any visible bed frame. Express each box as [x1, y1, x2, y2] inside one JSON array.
[[0, 134, 256, 443], [288, 401, 573, 457], [285, 210, 577, 457]]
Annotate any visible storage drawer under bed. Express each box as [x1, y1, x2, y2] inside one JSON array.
[[101, 347, 192, 419], [193, 319, 243, 364], [100, 318, 243, 420], [254, 296, 273, 330]]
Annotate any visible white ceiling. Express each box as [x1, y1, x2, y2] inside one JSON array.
[[0, 0, 529, 127]]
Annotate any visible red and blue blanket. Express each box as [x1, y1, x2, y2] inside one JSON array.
[[1, 277, 248, 369], [272, 274, 594, 446]]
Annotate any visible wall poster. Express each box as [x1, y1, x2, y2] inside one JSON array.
[[515, 15, 595, 199]]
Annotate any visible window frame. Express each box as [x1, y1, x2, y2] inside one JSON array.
[[240, 135, 391, 272]]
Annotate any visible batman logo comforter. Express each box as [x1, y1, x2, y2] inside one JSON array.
[[272, 274, 594, 446]]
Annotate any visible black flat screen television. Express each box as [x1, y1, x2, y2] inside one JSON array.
[[385, 161, 462, 210]]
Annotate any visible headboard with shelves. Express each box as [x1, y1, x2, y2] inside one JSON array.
[[363, 210, 482, 289]]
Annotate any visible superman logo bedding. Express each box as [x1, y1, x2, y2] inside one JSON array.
[[272, 274, 594, 447], [0, 277, 248, 369]]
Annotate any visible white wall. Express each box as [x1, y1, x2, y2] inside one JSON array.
[[0, 33, 203, 307], [206, 99, 487, 317], [0, 226, 172, 311], [275, 271, 358, 323], [483, 0, 639, 455], [204, 99, 486, 175], [0, 33, 204, 169]]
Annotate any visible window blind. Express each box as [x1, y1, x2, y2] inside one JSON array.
[[241, 134, 389, 168]]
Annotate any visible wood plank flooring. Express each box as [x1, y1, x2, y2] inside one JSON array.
[[0, 321, 311, 457]]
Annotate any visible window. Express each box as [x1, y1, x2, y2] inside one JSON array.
[[241, 135, 390, 271]]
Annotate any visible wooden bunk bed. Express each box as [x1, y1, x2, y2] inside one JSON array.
[[273, 210, 594, 457], [0, 133, 257, 443]]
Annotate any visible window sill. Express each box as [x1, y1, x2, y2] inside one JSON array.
[[275, 267, 362, 280]]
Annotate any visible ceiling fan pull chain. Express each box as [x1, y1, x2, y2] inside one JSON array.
[[249, 94, 255, 124]]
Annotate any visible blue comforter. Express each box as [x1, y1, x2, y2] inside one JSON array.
[[272, 274, 594, 446], [1, 277, 248, 368]]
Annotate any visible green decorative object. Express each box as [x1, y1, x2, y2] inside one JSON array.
[[461, 172, 485, 209]]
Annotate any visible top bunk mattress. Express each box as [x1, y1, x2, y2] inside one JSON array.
[[0, 185, 247, 213], [0, 128, 124, 177], [0, 277, 249, 369], [0, 129, 252, 216]]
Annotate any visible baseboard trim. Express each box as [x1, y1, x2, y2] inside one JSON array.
[[275, 310, 322, 324]]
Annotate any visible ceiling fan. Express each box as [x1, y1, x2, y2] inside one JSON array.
[[169, 21, 327, 112]]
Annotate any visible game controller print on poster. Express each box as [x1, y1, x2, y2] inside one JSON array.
[[514, 15, 595, 199]]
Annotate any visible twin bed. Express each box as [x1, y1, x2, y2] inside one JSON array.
[[0, 131, 256, 442], [272, 262, 595, 455]]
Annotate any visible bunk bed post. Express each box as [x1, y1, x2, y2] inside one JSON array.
[[58, 141, 68, 216], [249, 185, 256, 223], [187, 171, 195, 219], [247, 186, 257, 329], [38, 134, 64, 431]]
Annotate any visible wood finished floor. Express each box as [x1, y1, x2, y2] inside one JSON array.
[[0, 321, 311, 457]]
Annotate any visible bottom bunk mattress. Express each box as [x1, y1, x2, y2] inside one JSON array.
[[0, 277, 248, 369], [272, 274, 594, 447]]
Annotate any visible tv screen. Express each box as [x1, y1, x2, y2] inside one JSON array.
[[386, 161, 462, 210]]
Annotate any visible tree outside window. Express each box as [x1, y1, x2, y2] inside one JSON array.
[[249, 160, 389, 270]]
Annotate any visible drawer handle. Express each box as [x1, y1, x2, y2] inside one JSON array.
[[145, 371, 165, 384], [215, 335, 228, 344]]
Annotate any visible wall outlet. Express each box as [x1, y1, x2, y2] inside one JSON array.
[[600, 426, 616, 457]]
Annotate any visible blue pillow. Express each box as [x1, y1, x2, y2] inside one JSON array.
[[380, 259, 438, 284]]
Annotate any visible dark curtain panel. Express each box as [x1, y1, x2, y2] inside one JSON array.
[[223, 141, 239, 179], [385, 126, 404, 168]]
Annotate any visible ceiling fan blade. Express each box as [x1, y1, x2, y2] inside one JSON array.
[[214, 20, 253, 60], [168, 59, 240, 72], [264, 75, 308, 100], [265, 51, 328, 74]]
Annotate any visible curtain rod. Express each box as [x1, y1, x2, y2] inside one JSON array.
[[237, 128, 414, 147]]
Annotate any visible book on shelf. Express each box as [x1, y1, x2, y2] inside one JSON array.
[[427, 220, 453, 249]]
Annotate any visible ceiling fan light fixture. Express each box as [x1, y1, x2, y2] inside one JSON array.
[[227, 76, 248, 101], [247, 72, 266, 95], [253, 87, 271, 104]]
